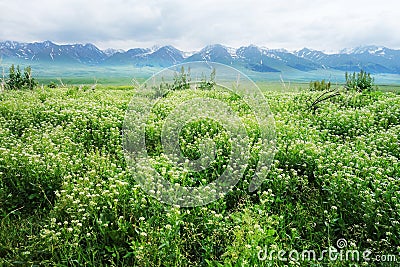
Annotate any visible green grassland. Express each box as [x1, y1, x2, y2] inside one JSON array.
[[0, 83, 399, 266]]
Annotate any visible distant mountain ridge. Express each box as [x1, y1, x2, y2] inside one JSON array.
[[1, 40, 400, 74]]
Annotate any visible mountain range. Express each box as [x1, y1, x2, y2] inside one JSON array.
[[1, 40, 400, 75]]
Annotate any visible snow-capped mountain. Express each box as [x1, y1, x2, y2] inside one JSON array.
[[184, 44, 236, 64], [103, 48, 125, 57], [105, 45, 184, 67], [0, 40, 107, 64], [294, 48, 327, 61], [1, 41, 400, 74], [340, 45, 386, 55]]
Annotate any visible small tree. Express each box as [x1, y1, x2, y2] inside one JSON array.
[[197, 68, 216, 90], [23, 66, 37, 90], [6, 64, 37, 90], [309, 79, 331, 91], [0, 59, 5, 92], [172, 66, 191, 91], [345, 70, 374, 92], [0, 67, 4, 92]]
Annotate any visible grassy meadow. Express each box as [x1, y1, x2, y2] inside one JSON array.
[[0, 81, 399, 266]]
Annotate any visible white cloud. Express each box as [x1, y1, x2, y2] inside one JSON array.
[[0, 0, 399, 51]]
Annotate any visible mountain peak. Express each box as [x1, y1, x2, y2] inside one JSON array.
[[340, 45, 386, 55], [42, 40, 55, 47], [83, 43, 99, 50], [296, 47, 313, 53], [201, 44, 225, 52], [201, 44, 238, 58], [156, 45, 180, 52], [103, 48, 125, 56], [188, 44, 234, 62], [2, 40, 21, 49]]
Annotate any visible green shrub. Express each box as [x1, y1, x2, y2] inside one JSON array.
[[309, 79, 331, 91], [345, 70, 375, 92], [154, 67, 216, 97], [47, 81, 57, 88]]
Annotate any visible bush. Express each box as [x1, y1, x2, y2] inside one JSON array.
[[345, 70, 374, 92], [309, 79, 331, 91], [47, 81, 57, 88], [6, 64, 37, 90]]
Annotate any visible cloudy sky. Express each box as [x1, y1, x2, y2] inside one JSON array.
[[1, 0, 399, 52]]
